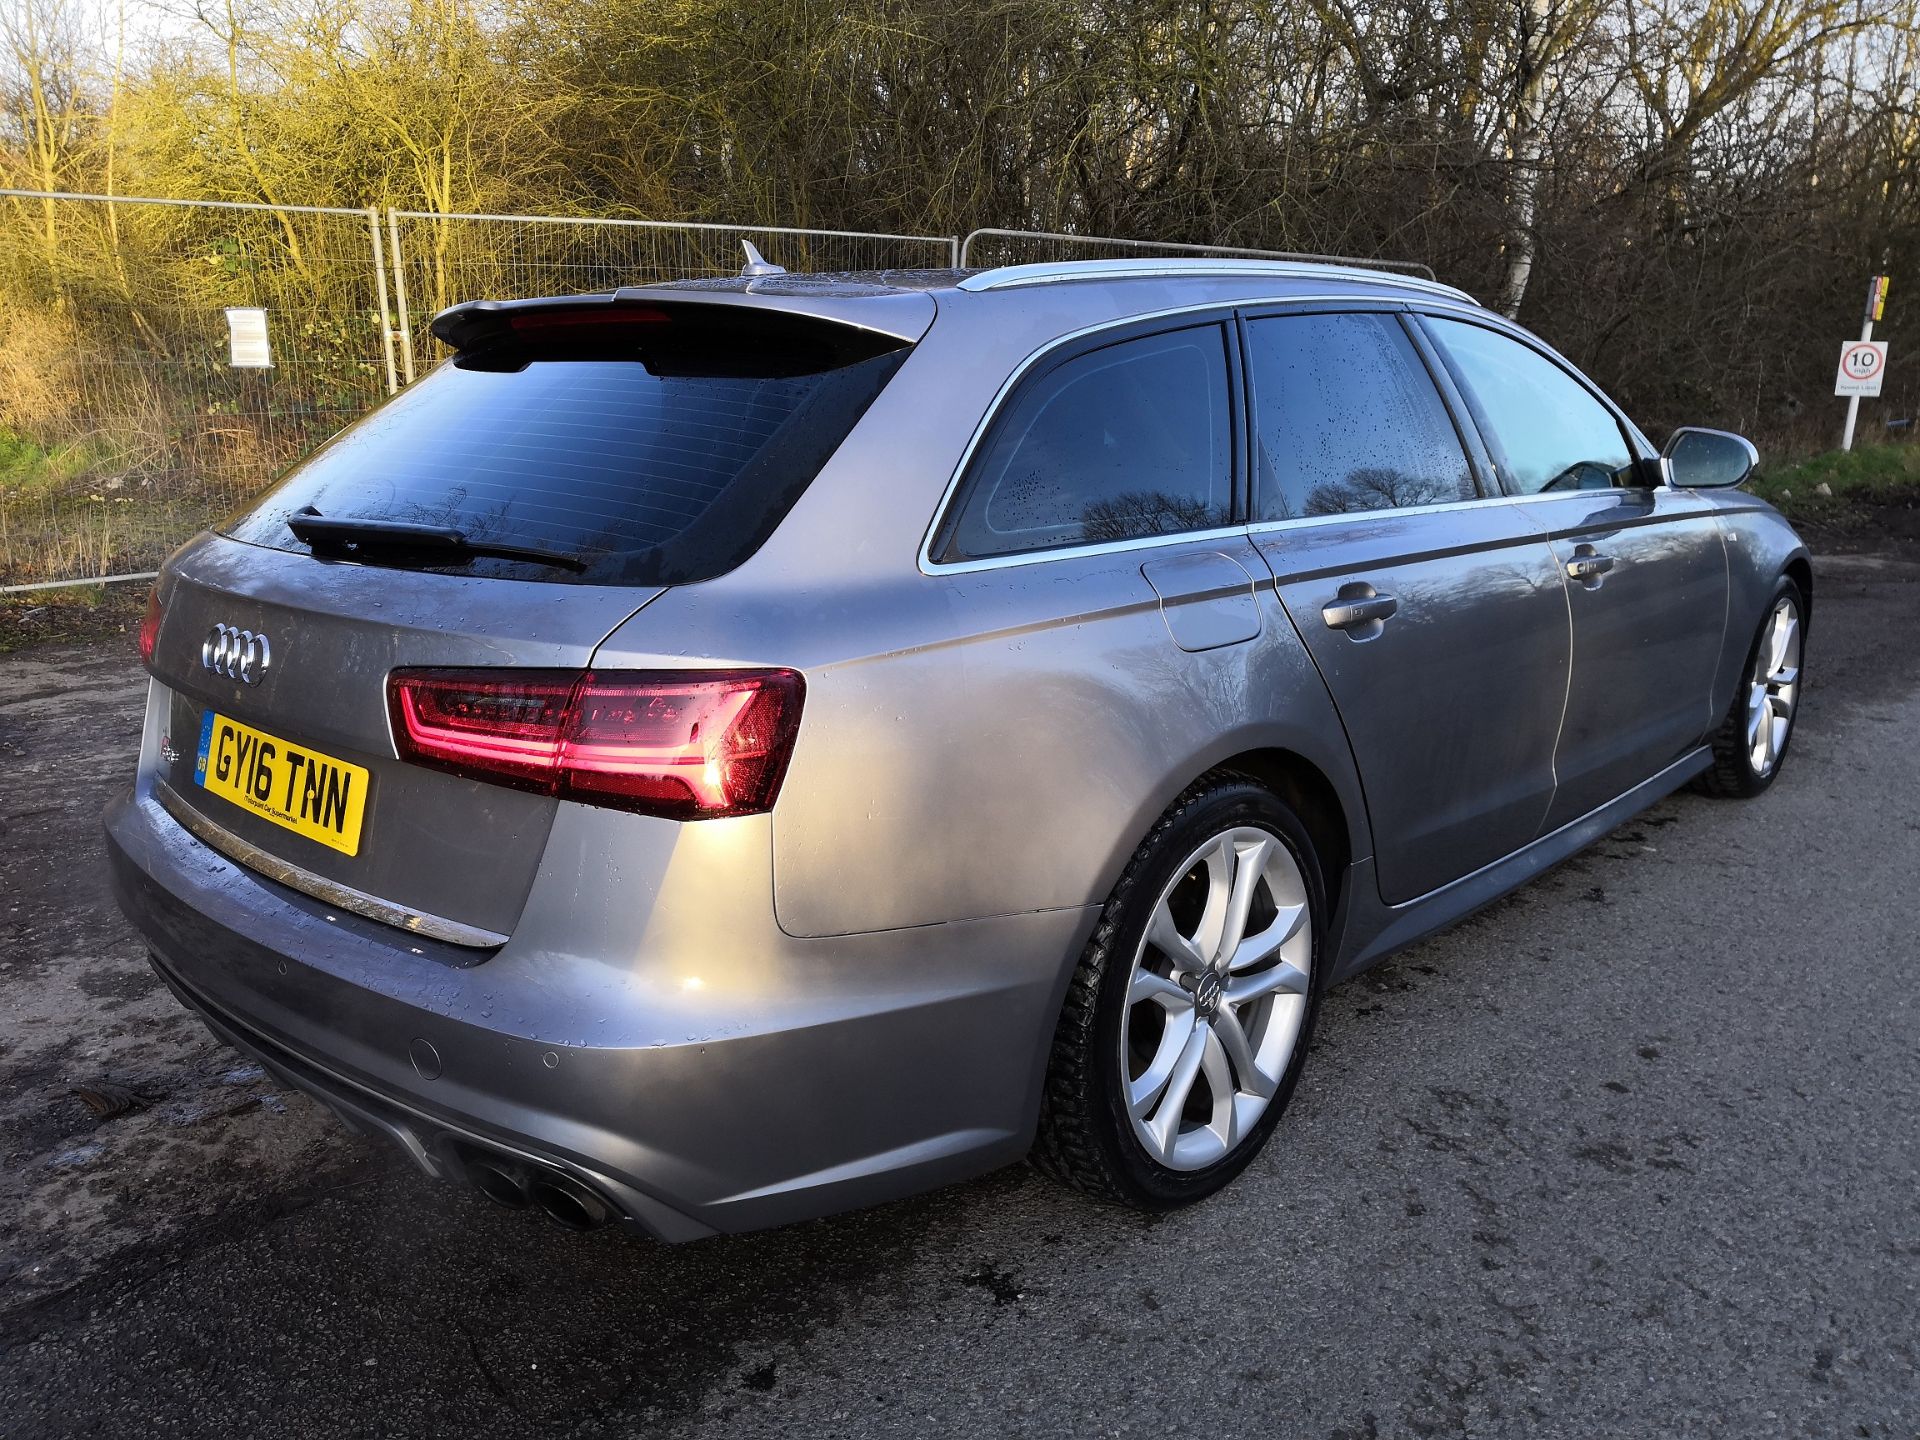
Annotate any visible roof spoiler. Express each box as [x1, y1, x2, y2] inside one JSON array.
[[429, 288, 936, 356]]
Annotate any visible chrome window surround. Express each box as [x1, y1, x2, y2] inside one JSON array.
[[919, 298, 1251, 574], [917, 295, 1669, 576], [918, 297, 1472, 574], [924, 489, 1642, 576]]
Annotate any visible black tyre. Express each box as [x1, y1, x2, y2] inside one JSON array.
[[1032, 773, 1326, 1209], [1696, 576, 1805, 799]]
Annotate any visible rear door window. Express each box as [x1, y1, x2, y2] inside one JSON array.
[[1424, 317, 1637, 494], [936, 324, 1234, 561], [223, 314, 907, 586], [1245, 311, 1476, 520]]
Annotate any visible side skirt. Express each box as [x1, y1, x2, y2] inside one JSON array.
[[1328, 747, 1713, 984]]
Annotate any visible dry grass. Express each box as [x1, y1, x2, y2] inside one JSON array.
[[0, 485, 223, 587], [0, 308, 84, 438]]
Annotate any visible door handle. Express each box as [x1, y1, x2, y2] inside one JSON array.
[[1322, 588, 1399, 634], [1565, 545, 1616, 585]]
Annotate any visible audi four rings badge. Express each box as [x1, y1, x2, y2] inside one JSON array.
[[202, 624, 272, 684]]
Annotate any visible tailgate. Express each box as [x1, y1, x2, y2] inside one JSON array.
[[144, 533, 664, 944]]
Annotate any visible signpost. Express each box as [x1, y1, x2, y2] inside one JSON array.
[[1838, 275, 1890, 451]]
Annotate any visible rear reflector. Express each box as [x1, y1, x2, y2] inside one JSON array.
[[137, 586, 162, 669], [388, 668, 804, 820]]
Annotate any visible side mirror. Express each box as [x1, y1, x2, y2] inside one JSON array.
[[1662, 427, 1758, 489]]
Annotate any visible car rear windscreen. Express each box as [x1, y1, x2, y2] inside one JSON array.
[[222, 317, 908, 586]]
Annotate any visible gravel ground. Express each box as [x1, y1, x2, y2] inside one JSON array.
[[1, 552, 1917, 1439]]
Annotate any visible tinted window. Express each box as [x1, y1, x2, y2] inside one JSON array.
[[1247, 313, 1474, 519], [1427, 318, 1636, 495], [223, 341, 905, 586], [939, 326, 1233, 561]]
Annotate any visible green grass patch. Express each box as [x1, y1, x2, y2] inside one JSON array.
[[0, 426, 102, 495], [1750, 442, 1920, 514]]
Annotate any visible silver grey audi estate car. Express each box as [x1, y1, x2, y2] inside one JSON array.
[[107, 257, 1810, 1239]]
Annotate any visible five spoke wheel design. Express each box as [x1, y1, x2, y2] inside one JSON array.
[[1121, 826, 1312, 1171], [1747, 595, 1801, 779]]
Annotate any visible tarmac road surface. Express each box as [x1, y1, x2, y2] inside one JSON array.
[[2, 553, 1916, 1438]]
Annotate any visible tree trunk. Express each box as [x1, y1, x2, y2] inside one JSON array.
[[1497, 0, 1554, 319], [1497, 108, 1543, 318]]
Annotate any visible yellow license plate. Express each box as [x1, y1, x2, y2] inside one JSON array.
[[194, 710, 370, 856]]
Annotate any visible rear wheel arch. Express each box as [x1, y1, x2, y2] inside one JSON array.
[[1188, 748, 1353, 920]]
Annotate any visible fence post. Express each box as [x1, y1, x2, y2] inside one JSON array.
[[386, 207, 417, 384], [365, 205, 400, 396]]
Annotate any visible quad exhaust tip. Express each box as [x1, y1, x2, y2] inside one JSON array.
[[526, 1178, 608, 1232], [464, 1156, 531, 1210], [458, 1149, 612, 1231]]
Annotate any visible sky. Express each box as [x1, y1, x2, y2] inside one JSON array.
[[67, 0, 211, 58]]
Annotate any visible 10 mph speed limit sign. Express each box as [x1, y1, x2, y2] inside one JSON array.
[[1835, 340, 1888, 397]]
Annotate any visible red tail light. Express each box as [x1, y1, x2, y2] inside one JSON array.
[[388, 668, 805, 820], [137, 586, 163, 668]]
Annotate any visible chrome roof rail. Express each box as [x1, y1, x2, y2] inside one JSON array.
[[956, 257, 1477, 306], [958, 228, 1438, 277]]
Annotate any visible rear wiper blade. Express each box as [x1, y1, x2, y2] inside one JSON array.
[[286, 509, 588, 573]]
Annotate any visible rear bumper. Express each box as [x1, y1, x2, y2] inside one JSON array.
[[105, 791, 1094, 1240]]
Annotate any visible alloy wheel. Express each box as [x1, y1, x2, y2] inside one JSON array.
[[1747, 595, 1802, 778], [1120, 826, 1313, 1172]]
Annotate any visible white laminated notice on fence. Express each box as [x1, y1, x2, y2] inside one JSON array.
[[225, 307, 273, 368]]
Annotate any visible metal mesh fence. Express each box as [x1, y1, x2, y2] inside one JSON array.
[[2, 198, 957, 591], [0, 191, 394, 591], [387, 214, 958, 381], [7, 207, 1429, 592]]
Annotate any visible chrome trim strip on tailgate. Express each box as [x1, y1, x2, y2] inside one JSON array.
[[154, 779, 508, 950]]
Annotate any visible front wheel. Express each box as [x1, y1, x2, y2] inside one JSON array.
[[1697, 576, 1805, 798], [1032, 775, 1325, 1210]]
